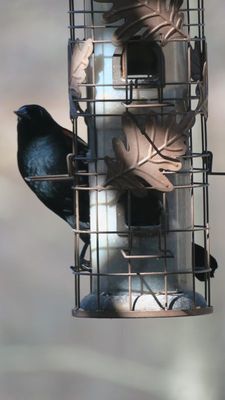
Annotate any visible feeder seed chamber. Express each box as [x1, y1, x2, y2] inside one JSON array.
[[67, 0, 214, 318]]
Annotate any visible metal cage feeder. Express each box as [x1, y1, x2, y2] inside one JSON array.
[[67, 0, 214, 318]]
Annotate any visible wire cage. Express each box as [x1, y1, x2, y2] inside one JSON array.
[[68, 0, 214, 318]]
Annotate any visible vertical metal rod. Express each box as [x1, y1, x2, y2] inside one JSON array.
[[69, 0, 75, 41], [82, 0, 93, 296], [69, 0, 81, 309], [191, 163, 196, 306], [162, 193, 168, 310], [198, 0, 209, 303], [187, 1, 196, 306], [125, 72, 133, 311], [200, 0, 210, 307], [201, 114, 208, 297], [90, 0, 101, 310], [197, 0, 202, 40], [127, 190, 133, 311], [186, 0, 190, 36], [203, 115, 211, 306], [201, 0, 205, 38], [73, 118, 81, 309]]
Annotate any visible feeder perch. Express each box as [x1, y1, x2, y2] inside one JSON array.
[[68, 0, 214, 318]]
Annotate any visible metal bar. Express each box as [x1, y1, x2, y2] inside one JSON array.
[[73, 117, 81, 309], [209, 172, 225, 176], [69, 9, 205, 14], [68, 23, 205, 29], [24, 167, 211, 183], [68, 0, 80, 309], [69, 38, 204, 45], [72, 226, 208, 235], [122, 102, 174, 109], [75, 81, 205, 87], [89, 0, 101, 311], [69, 0, 75, 41], [127, 190, 133, 311], [72, 269, 211, 277], [121, 249, 174, 260], [69, 95, 204, 102], [187, 0, 197, 306]]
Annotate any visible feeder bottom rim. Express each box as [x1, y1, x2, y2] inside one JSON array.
[[72, 306, 213, 319]]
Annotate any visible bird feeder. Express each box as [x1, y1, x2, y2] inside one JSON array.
[[68, 0, 213, 318]]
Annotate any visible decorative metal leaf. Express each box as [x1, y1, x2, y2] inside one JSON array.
[[69, 38, 93, 99], [94, 0, 188, 46], [195, 62, 208, 120], [105, 111, 195, 192]]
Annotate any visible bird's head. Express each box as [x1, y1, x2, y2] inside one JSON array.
[[14, 105, 54, 130]]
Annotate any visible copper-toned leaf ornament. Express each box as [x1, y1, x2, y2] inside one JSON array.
[[195, 62, 208, 120], [69, 38, 93, 99], [95, 0, 188, 46], [105, 111, 195, 192]]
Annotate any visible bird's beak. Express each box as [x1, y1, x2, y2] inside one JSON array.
[[14, 109, 31, 120], [14, 110, 22, 117]]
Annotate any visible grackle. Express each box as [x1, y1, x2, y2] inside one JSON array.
[[15, 104, 90, 270]]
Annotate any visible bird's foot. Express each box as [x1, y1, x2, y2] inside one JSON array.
[[70, 259, 92, 274], [70, 242, 92, 273], [80, 258, 92, 272]]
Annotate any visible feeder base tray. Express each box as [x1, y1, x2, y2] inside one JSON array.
[[72, 308, 213, 319], [72, 291, 212, 318]]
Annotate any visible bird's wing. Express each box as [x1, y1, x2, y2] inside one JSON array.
[[61, 127, 87, 145], [61, 127, 74, 139]]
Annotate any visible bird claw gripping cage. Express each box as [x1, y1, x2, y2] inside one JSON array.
[[68, 0, 214, 318]]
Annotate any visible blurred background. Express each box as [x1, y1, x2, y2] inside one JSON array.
[[0, 1, 225, 399]]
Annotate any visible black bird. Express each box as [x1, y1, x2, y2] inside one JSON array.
[[194, 243, 218, 281], [15, 104, 90, 270]]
